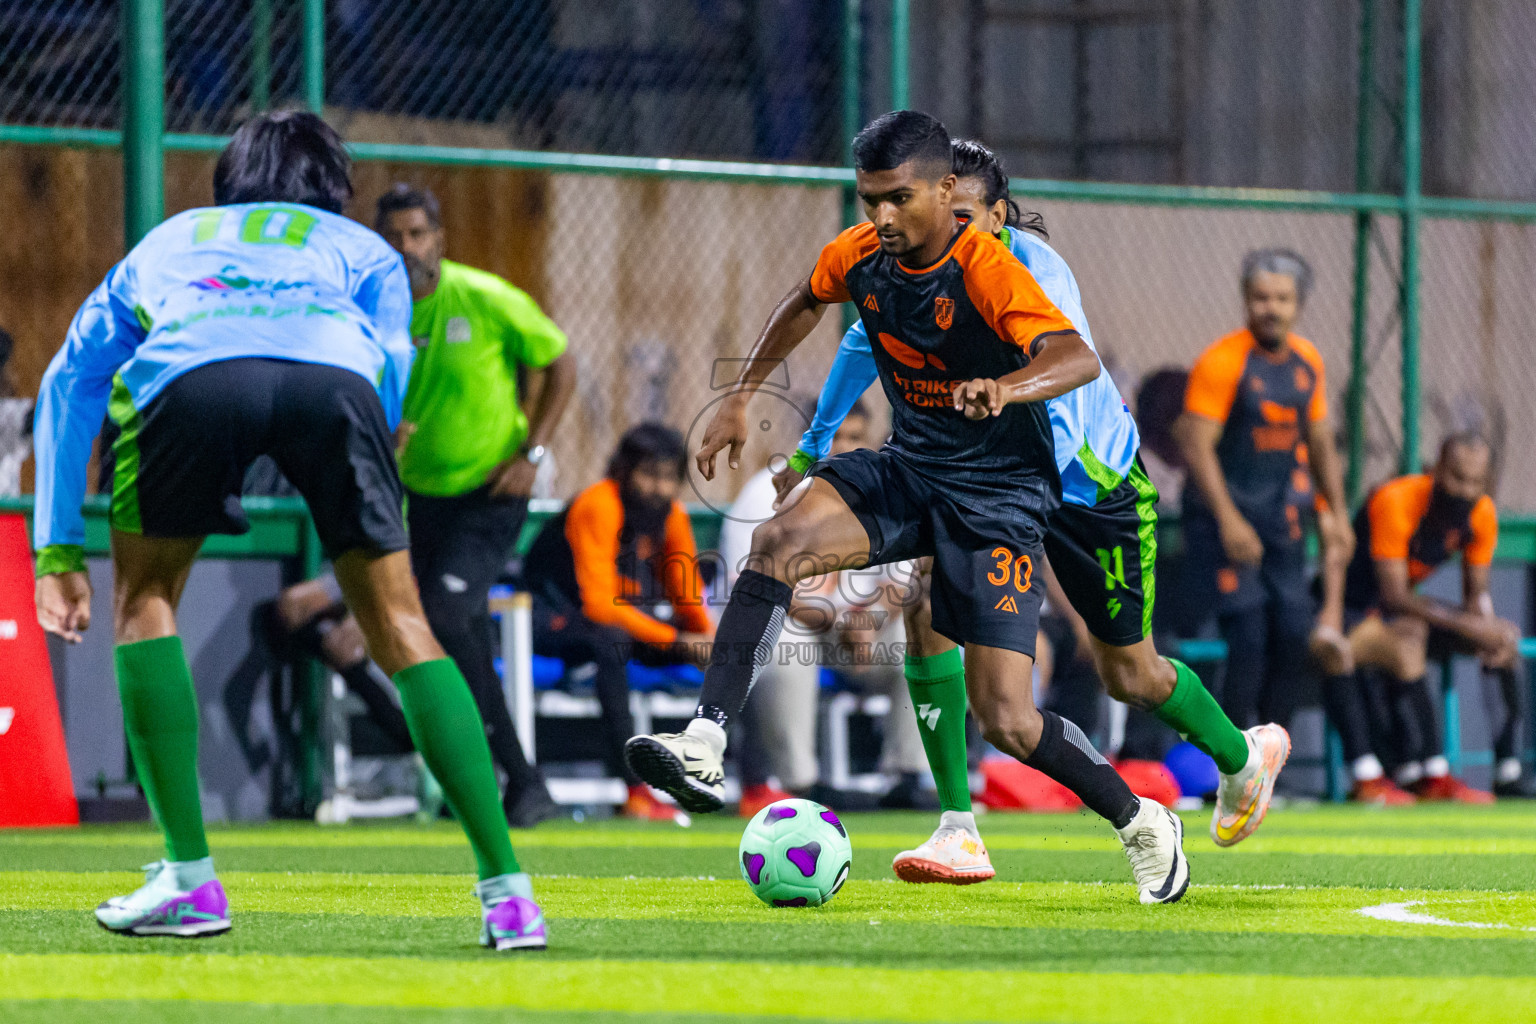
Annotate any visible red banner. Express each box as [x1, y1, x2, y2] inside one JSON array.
[[0, 514, 78, 827]]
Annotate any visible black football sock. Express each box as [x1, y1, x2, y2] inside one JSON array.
[[1322, 671, 1374, 764], [1025, 709, 1140, 828], [695, 569, 792, 729], [1487, 664, 1526, 763]]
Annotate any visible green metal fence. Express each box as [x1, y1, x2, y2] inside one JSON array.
[[5, 0, 1536, 508]]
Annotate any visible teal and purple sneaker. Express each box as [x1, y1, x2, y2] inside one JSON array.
[[96, 859, 231, 937], [476, 872, 546, 951]]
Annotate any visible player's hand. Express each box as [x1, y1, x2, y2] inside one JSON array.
[[771, 465, 805, 509], [1218, 514, 1264, 566], [1474, 617, 1521, 670], [954, 378, 1007, 420], [697, 396, 749, 481], [37, 570, 92, 644], [487, 454, 538, 498], [1309, 624, 1354, 675]]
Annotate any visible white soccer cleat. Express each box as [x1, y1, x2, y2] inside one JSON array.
[[1211, 723, 1291, 848], [1115, 798, 1190, 905], [623, 731, 725, 814], [892, 822, 995, 884]]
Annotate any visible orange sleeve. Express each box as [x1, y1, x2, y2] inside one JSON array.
[[1367, 478, 1428, 562], [1293, 337, 1329, 422], [1465, 496, 1498, 566], [660, 504, 713, 634], [809, 222, 879, 304], [958, 231, 1077, 352], [565, 483, 678, 646], [1183, 334, 1250, 424]]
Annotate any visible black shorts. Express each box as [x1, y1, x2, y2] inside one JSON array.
[[107, 357, 408, 559], [1182, 509, 1310, 617], [810, 447, 1047, 657], [1045, 458, 1160, 647]]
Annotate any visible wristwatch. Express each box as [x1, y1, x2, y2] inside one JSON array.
[[523, 444, 548, 467]]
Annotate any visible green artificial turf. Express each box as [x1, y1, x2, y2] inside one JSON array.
[[3, 805, 1534, 1023]]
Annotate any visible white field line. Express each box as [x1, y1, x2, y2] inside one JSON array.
[[1358, 900, 1536, 931]]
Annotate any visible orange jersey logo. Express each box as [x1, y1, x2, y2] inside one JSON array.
[[863, 293, 880, 312], [877, 331, 947, 371], [1259, 399, 1299, 425], [935, 296, 954, 330]]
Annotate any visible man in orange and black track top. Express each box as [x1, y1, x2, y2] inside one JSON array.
[[522, 423, 717, 823], [1322, 433, 1527, 803], [1174, 250, 1354, 734]]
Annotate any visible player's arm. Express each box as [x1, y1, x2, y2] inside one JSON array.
[[777, 322, 878, 505], [952, 331, 1099, 418], [1459, 501, 1519, 666], [1374, 555, 1509, 654], [697, 276, 828, 480], [35, 261, 146, 641], [1302, 356, 1355, 565], [353, 251, 416, 430], [489, 289, 574, 498], [952, 241, 1099, 419]]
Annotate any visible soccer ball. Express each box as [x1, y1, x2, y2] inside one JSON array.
[[738, 798, 852, 907]]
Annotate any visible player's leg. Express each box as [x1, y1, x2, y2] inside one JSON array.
[[1047, 471, 1284, 846], [94, 530, 233, 937], [1489, 659, 1532, 796], [891, 557, 995, 884], [625, 457, 890, 812], [91, 361, 267, 937], [274, 361, 542, 950], [928, 509, 1187, 904], [1404, 628, 1495, 803]]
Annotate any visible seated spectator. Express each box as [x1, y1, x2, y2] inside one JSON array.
[[723, 402, 932, 814], [1320, 433, 1528, 803], [522, 423, 719, 823]]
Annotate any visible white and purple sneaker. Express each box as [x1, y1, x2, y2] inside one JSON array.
[[476, 872, 546, 951], [96, 859, 231, 937]]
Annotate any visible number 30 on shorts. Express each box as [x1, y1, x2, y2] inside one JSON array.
[[986, 546, 1033, 592]]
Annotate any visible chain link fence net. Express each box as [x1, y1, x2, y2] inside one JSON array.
[[4, 2, 1536, 509]]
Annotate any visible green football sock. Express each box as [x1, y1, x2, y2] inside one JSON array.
[[115, 637, 209, 862], [905, 647, 972, 812], [394, 659, 520, 879], [1155, 658, 1250, 775]]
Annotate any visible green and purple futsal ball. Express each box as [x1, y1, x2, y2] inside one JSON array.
[[738, 798, 852, 907]]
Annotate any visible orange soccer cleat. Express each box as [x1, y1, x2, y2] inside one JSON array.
[[1411, 775, 1495, 804], [1350, 776, 1416, 806]]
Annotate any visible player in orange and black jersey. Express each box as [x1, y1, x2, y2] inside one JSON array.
[[1173, 250, 1354, 734], [1320, 433, 1528, 802], [625, 111, 1190, 905]]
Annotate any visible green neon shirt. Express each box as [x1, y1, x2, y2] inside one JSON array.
[[398, 259, 567, 496]]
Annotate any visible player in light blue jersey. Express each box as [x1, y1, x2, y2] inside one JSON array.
[[32, 112, 545, 951], [774, 140, 1285, 882]]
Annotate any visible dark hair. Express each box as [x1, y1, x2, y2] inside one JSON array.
[[1241, 248, 1313, 303], [950, 138, 1047, 238], [607, 423, 688, 483], [852, 110, 952, 181], [375, 183, 441, 231], [1136, 367, 1191, 468], [213, 110, 352, 214]]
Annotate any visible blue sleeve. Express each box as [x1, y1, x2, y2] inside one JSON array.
[[34, 260, 145, 561], [352, 251, 414, 430], [798, 320, 878, 461]]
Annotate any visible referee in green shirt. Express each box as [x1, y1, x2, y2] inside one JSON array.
[[378, 185, 576, 827]]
